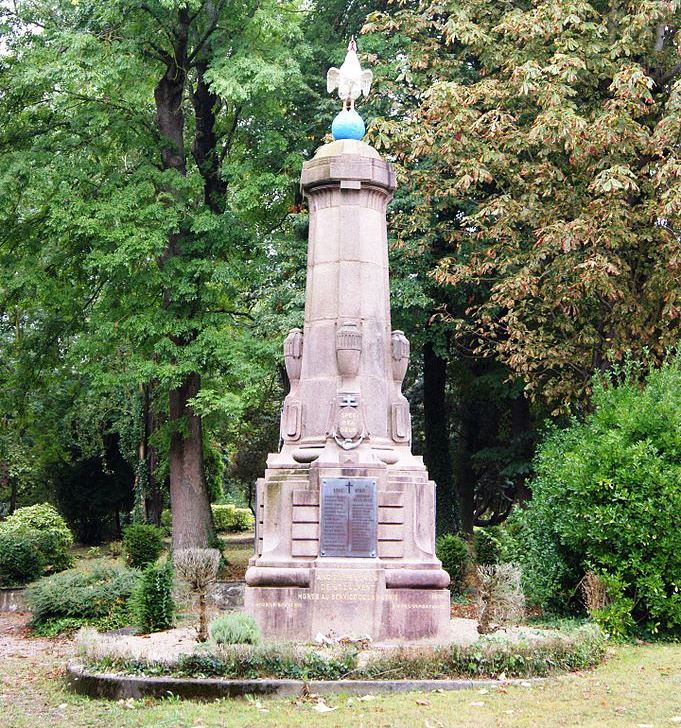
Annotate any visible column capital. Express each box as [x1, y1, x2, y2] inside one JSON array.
[[301, 140, 396, 196]]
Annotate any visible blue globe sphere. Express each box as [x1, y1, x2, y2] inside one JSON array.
[[331, 109, 366, 141]]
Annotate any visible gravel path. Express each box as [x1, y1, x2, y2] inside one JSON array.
[[0, 613, 72, 660]]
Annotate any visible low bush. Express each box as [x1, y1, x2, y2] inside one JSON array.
[[0, 503, 73, 572], [26, 563, 140, 634], [515, 357, 681, 638], [436, 533, 469, 592], [81, 623, 606, 680], [211, 504, 254, 532], [0, 528, 45, 586], [360, 624, 606, 680], [209, 613, 261, 645], [130, 560, 174, 633], [174, 548, 220, 642], [477, 564, 525, 634], [123, 524, 164, 568]]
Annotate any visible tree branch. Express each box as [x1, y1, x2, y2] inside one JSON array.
[[187, 0, 227, 66], [218, 105, 242, 163]]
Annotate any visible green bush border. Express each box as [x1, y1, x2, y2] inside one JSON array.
[[82, 624, 606, 681]]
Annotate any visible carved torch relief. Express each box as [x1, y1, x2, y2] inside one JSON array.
[[280, 328, 303, 442], [391, 330, 412, 444]]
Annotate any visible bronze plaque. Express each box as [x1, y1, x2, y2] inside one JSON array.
[[320, 478, 377, 558]]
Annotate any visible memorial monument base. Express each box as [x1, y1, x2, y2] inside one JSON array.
[[245, 460, 451, 641], [245, 565, 450, 641]]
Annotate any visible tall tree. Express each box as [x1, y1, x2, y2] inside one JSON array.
[[361, 10, 539, 533], [367, 0, 681, 413], [0, 0, 306, 546]]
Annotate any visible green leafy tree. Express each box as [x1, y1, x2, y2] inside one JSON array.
[[514, 356, 681, 638], [0, 0, 308, 547], [359, 10, 540, 533]]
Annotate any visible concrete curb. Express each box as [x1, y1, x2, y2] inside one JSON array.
[[66, 662, 540, 701]]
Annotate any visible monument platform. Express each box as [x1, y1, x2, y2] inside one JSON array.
[[245, 460, 450, 640]]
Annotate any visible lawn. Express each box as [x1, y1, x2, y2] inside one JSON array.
[[68, 533, 254, 581], [1, 614, 680, 728]]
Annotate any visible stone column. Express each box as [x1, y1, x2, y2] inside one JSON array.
[[275, 139, 417, 467]]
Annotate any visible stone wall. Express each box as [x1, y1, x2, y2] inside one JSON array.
[[208, 581, 245, 611], [0, 587, 27, 612]]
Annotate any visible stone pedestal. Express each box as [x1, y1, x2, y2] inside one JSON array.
[[245, 139, 450, 641]]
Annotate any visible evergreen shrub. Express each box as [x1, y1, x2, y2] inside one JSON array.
[[130, 560, 174, 633], [0, 503, 73, 572], [474, 527, 503, 565], [515, 357, 681, 638], [123, 524, 164, 568], [436, 533, 469, 592], [0, 528, 45, 586], [209, 612, 261, 645], [26, 563, 139, 633], [211, 504, 254, 532]]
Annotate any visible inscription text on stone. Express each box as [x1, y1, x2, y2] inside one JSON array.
[[320, 478, 377, 558]]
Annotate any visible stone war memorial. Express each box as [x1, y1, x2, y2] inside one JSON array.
[[244, 38, 451, 641]]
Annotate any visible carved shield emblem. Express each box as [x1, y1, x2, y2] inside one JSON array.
[[330, 393, 366, 450], [338, 406, 360, 440]]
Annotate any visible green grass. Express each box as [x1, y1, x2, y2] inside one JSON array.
[[218, 532, 253, 581], [2, 642, 681, 727], [67, 534, 254, 581]]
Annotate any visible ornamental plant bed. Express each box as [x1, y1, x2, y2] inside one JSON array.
[[74, 622, 606, 683]]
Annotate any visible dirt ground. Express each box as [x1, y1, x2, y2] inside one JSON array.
[[0, 613, 71, 659]]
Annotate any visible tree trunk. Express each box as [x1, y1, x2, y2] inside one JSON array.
[[423, 341, 457, 535], [511, 393, 533, 506], [456, 400, 476, 537], [154, 8, 214, 549], [169, 372, 213, 549], [198, 591, 208, 642], [191, 61, 227, 213]]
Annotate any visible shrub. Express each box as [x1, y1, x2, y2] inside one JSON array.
[[130, 560, 174, 633], [436, 533, 469, 593], [474, 528, 502, 565], [0, 528, 46, 586], [160, 509, 172, 536], [211, 504, 254, 532], [174, 548, 220, 641], [477, 564, 525, 634], [515, 357, 681, 638], [0, 503, 73, 572], [123, 524, 164, 568], [209, 613, 261, 645], [26, 563, 139, 633]]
